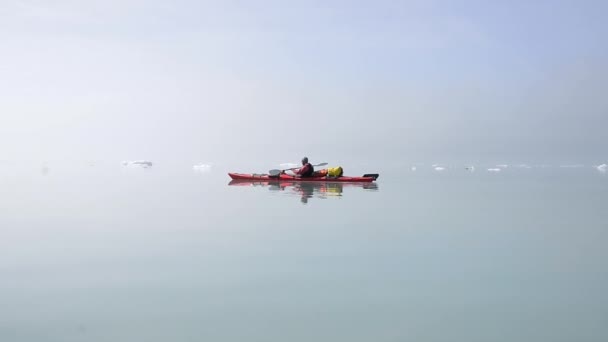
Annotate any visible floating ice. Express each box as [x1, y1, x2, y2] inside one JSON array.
[[597, 164, 607, 173], [122, 160, 153, 168], [487, 168, 501, 172], [193, 163, 212, 172], [411, 166, 417, 171], [434, 166, 446, 171], [514, 164, 532, 169], [496, 164, 508, 168]]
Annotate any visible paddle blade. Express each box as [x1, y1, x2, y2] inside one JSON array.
[[268, 169, 281, 176]]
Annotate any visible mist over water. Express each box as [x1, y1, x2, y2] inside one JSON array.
[[2, 0, 608, 340], [1, 1, 607, 164]]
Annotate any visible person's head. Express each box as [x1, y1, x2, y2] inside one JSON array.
[[301, 157, 309, 165]]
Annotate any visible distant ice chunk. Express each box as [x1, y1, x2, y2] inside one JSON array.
[[193, 163, 212, 172], [434, 166, 446, 171], [122, 160, 153, 168], [514, 164, 532, 169], [487, 168, 501, 172], [496, 164, 508, 168], [411, 166, 417, 171], [597, 164, 607, 173], [133, 160, 153, 167]]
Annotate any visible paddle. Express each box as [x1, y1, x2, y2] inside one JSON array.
[[269, 162, 328, 177]]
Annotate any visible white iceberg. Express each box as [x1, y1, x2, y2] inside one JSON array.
[[434, 166, 446, 171], [193, 163, 212, 172], [597, 164, 607, 173], [122, 160, 153, 168], [487, 168, 501, 172], [411, 166, 417, 171]]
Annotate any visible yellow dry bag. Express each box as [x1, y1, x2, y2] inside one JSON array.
[[327, 166, 343, 177]]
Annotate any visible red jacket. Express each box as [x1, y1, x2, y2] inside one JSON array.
[[296, 163, 314, 177]]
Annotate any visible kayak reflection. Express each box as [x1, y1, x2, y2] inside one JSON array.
[[228, 180, 379, 204]]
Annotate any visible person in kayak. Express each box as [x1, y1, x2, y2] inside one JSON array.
[[289, 157, 314, 177]]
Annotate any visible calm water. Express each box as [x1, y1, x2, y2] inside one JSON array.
[[1, 163, 607, 341]]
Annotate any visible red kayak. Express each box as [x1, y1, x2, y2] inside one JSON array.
[[228, 173, 379, 183]]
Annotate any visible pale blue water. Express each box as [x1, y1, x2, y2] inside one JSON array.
[[1, 163, 607, 341]]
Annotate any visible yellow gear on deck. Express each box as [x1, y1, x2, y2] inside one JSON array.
[[327, 166, 343, 177]]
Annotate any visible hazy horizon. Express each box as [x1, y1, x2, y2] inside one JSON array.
[[1, 1, 606, 164]]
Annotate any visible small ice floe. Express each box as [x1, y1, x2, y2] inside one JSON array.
[[193, 163, 212, 172], [411, 166, 417, 171], [496, 164, 509, 168], [487, 168, 501, 172], [514, 164, 532, 169], [122, 160, 153, 168], [597, 164, 607, 173], [465, 166, 475, 171], [434, 166, 446, 171]]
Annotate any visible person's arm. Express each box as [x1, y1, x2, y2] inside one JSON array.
[[286, 168, 299, 176]]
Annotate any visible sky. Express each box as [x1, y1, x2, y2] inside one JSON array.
[[1, 0, 606, 165]]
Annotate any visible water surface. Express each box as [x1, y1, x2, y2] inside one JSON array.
[[1, 163, 607, 341]]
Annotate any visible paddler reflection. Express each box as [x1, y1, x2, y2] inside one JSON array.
[[228, 180, 378, 204], [294, 182, 350, 203]]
